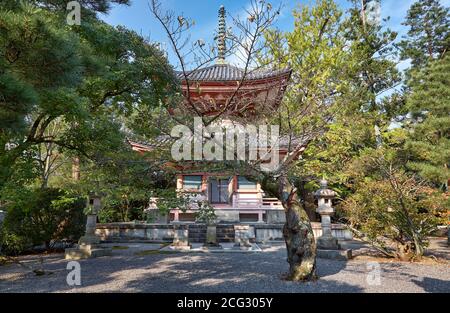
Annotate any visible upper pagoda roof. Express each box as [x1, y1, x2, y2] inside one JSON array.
[[178, 64, 291, 83], [176, 6, 291, 84]]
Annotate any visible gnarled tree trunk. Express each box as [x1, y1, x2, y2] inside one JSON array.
[[279, 176, 317, 281], [262, 175, 317, 281]]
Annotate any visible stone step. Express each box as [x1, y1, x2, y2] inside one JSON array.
[[188, 226, 207, 243], [217, 226, 235, 242], [188, 225, 236, 243]]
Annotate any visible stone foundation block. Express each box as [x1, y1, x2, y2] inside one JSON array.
[[317, 249, 352, 261], [65, 244, 112, 260]]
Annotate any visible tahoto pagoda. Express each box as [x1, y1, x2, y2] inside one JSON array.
[[129, 6, 292, 224]]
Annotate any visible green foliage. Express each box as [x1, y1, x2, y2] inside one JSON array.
[[195, 201, 217, 225], [262, 0, 352, 137], [0, 188, 86, 255], [0, 0, 178, 192], [98, 194, 147, 223], [147, 189, 191, 217], [399, 0, 449, 71], [0, 233, 27, 256], [276, 0, 402, 190], [0, 0, 179, 241], [343, 148, 447, 260], [0, 0, 447, 262], [344, 0, 401, 112], [404, 55, 450, 188]]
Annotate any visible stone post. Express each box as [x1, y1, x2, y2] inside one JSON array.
[[234, 225, 252, 248], [172, 223, 191, 250], [314, 180, 340, 250], [206, 225, 219, 247]]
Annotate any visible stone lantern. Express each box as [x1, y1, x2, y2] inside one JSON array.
[[314, 180, 340, 250], [65, 192, 112, 259], [78, 193, 103, 245]]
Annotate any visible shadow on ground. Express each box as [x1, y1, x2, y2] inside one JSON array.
[[412, 277, 450, 293], [0, 244, 359, 293], [1, 242, 448, 293]]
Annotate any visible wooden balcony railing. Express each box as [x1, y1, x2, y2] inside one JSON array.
[[232, 196, 283, 209], [147, 195, 283, 211]]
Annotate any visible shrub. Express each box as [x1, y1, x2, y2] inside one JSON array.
[[0, 188, 86, 255], [343, 149, 447, 260], [195, 201, 217, 225], [98, 197, 147, 223]]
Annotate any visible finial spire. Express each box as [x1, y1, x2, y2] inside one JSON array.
[[217, 5, 227, 64]]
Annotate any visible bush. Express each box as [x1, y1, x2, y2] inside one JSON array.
[[0, 232, 28, 256], [343, 149, 447, 260], [98, 197, 147, 223], [0, 188, 86, 255], [195, 201, 217, 225]]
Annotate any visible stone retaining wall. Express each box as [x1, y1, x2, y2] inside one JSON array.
[[311, 222, 353, 240], [96, 223, 175, 242], [254, 223, 352, 242], [96, 222, 352, 243]]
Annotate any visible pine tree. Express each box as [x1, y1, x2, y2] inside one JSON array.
[[0, 1, 177, 191], [404, 54, 450, 189], [399, 0, 449, 72]]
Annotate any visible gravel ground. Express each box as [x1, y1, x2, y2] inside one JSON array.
[[0, 242, 449, 293]]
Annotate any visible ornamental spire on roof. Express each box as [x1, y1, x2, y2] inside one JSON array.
[[217, 5, 227, 64]]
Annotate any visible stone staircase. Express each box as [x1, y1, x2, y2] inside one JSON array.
[[188, 224, 235, 243], [188, 224, 206, 243], [216, 225, 235, 243]]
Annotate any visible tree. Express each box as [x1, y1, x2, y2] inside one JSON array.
[[1, 187, 86, 254], [150, 0, 356, 281], [399, 0, 449, 72], [336, 0, 449, 258], [0, 0, 178, 192], [0, 1, 180, 252], [259, 0, 354, 280], [404, 54, 450, 189], [292, 0, 403, 203]]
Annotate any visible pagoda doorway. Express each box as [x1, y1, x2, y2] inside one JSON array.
[[209, 178, 230, 204]]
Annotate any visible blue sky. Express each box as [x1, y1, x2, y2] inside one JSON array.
[[101, 0, 449, 69]]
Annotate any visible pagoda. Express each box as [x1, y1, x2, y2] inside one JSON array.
[[177, 5, 291, 117], [129, 6, 292, 224]]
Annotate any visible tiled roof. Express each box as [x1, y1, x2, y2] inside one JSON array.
[[127, 136, 172, 150], [177, 64, 291, 82], [127, 134, 306, 151]]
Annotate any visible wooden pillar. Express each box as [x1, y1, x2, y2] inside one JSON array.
[[176, 175, 183, 190], [258, 211, 264, 223], [173, 210, 180, 222], [72, 157, 80, 181]]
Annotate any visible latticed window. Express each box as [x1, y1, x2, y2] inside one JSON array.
[[210, 177, 230, 203]]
